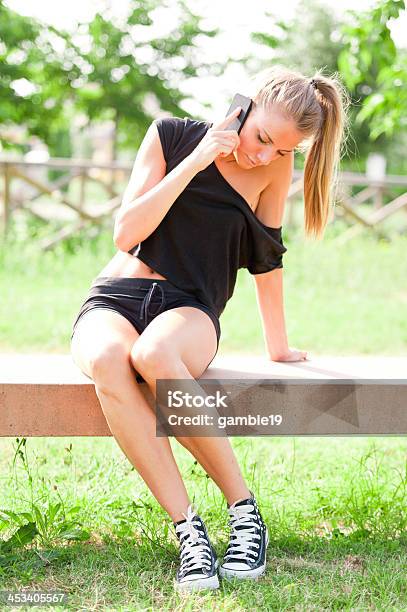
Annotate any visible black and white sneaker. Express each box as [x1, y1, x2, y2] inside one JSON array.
[[219, 490, 269, 580], [173, 504, 219, 591]]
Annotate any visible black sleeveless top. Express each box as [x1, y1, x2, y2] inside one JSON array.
[[128, 116, 287, 317]]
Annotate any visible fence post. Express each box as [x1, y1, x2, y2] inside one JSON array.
[[2, 162, 11, 237], [366, 153, 386, 211], [79, 170, 86, 211]]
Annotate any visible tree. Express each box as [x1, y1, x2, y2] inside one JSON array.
[[65, 1, 224, 153], [251, 0, 342, 78], [248, 0, 406, 169], [338, 0, 406, 140], [0, 4, 70, 151], [0, 0, 227, 155]]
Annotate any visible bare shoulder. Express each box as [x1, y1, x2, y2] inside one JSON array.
[[255, 151, 294, 227], [263, 150, 294, 188]]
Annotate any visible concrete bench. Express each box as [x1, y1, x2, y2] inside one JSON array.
[[0, 354, 406, 437]]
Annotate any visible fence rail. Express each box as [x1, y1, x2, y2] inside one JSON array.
[[1, 156, 406, 249]]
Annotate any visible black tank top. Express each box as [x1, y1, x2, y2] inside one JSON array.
[[128, 116, 287, 317]]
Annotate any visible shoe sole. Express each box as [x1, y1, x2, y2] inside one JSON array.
[[219, 528, 269, 581], [175, 560, 220, 592]]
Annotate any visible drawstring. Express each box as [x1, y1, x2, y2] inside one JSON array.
[[140, 281, 165, 322]]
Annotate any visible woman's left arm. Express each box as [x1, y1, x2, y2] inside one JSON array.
[[254, 268, 289, 360], [253, 152, 308, 362]]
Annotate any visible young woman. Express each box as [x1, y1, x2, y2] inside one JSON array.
[[70, 65, 348, 591]]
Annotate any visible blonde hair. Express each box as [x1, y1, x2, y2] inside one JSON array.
[[249, 66, 350, 239]]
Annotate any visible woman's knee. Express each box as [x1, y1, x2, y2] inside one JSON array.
[[72, 336, 131, 391], [130, 341, 181, 379], [90, 342, 132, 385], [70, 309, 139, 382]]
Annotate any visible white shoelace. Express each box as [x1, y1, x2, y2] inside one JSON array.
[[224, 502, 261, 561], [175, 505, 212, 576]]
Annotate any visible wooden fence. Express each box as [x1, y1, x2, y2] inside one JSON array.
[[1, 156, 406, 250]]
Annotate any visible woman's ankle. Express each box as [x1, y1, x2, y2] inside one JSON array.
[[169, 502, 193, 523], [225, 486, 252, 507]]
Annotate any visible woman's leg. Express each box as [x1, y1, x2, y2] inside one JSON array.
[[70, 308, 191, 522], [130, 306, 251, 506]]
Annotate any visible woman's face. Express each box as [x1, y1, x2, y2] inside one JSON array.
[[234, 103, 304, 168]]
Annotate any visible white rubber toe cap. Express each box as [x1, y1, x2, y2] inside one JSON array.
[[221, 561, 251, 571]]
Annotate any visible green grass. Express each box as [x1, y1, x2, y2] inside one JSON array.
[[1, 436, 406, 609], [1, 215, 406, 355]]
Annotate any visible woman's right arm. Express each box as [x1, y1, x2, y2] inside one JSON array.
[[113, 108, 241, 252]]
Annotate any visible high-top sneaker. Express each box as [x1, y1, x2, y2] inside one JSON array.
[[219, 490, 269, 580], [173, 504, 219, 591]]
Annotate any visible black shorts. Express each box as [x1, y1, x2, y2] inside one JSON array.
[[71, 276, 221, 381]]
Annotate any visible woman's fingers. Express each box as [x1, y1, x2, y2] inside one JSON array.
[[212, 106, 241, 131]]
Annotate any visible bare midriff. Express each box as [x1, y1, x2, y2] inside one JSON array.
[[97, 251, 168, 280]]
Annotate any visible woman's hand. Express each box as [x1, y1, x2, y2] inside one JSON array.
[[188, 107, 241, 172], [269, 347, 309, 362]]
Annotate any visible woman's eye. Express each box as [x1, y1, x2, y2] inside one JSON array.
[[258, 134, 286, 156]]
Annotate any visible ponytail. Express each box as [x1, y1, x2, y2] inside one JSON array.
[[303, 74, 350, 238], [250, 66, 350, 238]]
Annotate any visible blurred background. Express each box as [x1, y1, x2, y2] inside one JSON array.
[[1, 0, 406, 354]]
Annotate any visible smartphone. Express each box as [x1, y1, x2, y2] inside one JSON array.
[[223, 94, 253, 134]]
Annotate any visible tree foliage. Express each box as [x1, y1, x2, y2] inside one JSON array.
[[0, 4, 70, 149], [251, 0, 343, 78], [338, 0, 406, 140], [249, 0, 406, 167], [0, 0, 224, 153]]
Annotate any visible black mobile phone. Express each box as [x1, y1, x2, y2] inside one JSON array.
[[223, 93, 253, 134]]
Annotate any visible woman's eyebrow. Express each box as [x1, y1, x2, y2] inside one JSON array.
[[262, 128, 293, 153]]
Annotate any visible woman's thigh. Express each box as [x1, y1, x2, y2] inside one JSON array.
[[70, 308, 140, 380], [131, 306, 218, 380]]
